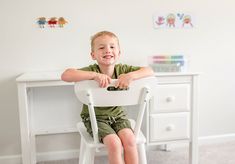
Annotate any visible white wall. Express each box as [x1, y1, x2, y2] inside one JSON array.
[[1, 0, 235, 158]]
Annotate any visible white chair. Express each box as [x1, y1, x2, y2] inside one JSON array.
[[74, 77, 157, 164]]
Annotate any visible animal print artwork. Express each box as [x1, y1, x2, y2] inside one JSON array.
[[153, 13, 194, 29], [37, 17, 68, 28]]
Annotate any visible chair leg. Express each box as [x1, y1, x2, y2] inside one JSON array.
[[138, 144, 147, 164], [86, 147, 95, 164], [79, 138, 86, 164]]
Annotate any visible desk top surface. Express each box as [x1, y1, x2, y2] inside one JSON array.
[[16, 70, 63, 82], [16, 70, 199, 82]]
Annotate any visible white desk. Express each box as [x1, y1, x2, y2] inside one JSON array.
[[16, 71, 198, 164]]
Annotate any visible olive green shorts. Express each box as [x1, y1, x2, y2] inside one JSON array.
[[82, 115, 132, 142]]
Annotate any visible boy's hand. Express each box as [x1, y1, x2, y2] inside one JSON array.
[[94, 73, 111, 88], [115, 74, 133, 89]]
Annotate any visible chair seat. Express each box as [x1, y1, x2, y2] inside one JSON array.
[[77, 119, 146, 149]]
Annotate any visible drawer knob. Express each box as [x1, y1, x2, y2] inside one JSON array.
[[166, 124, 175, 131], [166, 96, 175, 102]]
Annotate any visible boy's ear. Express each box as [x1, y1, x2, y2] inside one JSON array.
[[90, 52, 96, 60], [118, 50, 121, 56]]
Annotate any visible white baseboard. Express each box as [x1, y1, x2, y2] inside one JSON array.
[[37, 149, 79, 162], [199, 133, 235, 145], [1, 133, 235, 164], [0, 150, 79, 164], [162, 133, 235, 149], [0, 154, 22, 164]]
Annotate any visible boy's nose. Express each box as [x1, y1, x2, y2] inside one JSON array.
[[105, 47, 111, 53]]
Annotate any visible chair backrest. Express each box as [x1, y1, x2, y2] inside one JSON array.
[[74, 76, 157, 107]]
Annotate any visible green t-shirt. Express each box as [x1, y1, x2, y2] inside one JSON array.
[[79, 63, 140, 118]]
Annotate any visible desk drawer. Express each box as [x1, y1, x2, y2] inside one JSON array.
[[149, 113, 189, 142], [151, 84, 190, 113]]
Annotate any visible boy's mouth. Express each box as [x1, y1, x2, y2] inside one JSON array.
[[103, 55, 113, 59]]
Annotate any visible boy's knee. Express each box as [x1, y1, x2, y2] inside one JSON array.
[[119, 130, 136, 148], [103, 134, 122, 152], [123, 136, 136, 149]]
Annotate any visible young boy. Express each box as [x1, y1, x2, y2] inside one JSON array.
[[61, 31, 154, 164]]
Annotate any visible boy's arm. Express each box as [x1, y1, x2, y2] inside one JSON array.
[[126, 66, 154, 80], [61, 68, 97, 82], [61, 68, 111, 87], [115, 66, 154, 89]]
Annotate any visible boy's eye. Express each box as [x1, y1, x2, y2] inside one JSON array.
[[99, 47, 104, 49], [110, 46, 115, 49]]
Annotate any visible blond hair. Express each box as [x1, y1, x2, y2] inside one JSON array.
[[90, 31, 120, 51]]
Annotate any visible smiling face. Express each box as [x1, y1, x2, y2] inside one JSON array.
[[91, 34, 120, 67]]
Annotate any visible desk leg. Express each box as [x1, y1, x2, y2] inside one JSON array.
[[189, 75, 198, 164], [189, 140, 198, 164], [30, 134, 36, 164], [18, 83, 36, 164]]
